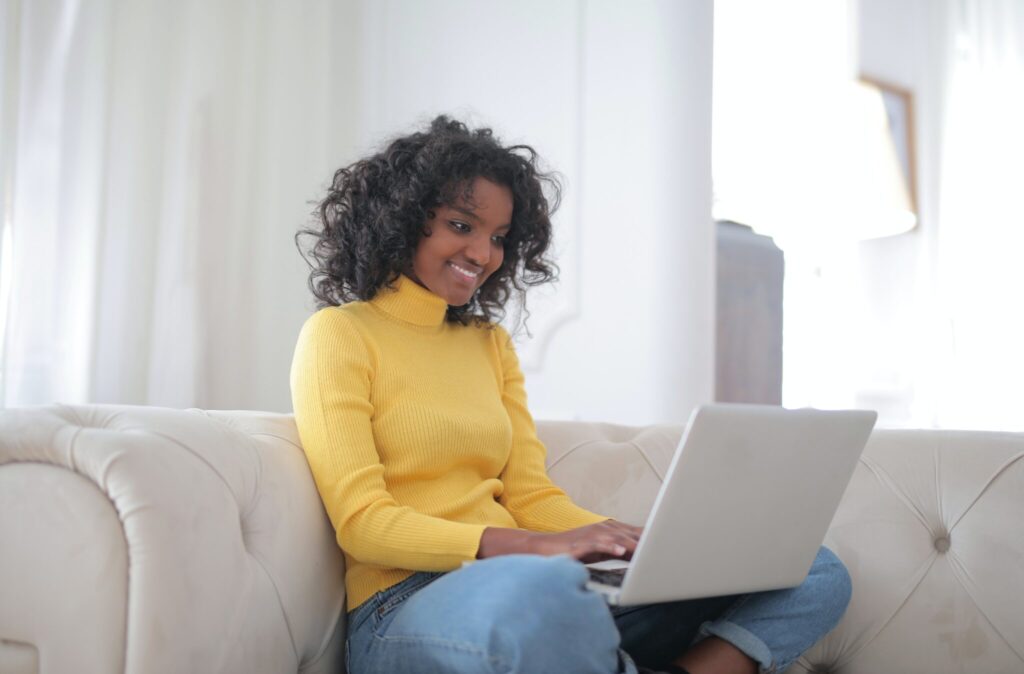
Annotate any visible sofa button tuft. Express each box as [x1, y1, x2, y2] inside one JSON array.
[[934, 536, 951, 553]]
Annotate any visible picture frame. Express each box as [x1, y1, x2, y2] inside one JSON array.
[[859, 74, 918, 216]]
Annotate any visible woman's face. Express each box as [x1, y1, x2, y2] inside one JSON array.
[[408, 177, 513, 306]]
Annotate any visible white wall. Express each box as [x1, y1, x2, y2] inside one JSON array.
[[0, 0, 714, 422], [340, 0, 715, 425]]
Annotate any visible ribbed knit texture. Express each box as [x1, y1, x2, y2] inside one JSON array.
[[290, 274, 608, 610]]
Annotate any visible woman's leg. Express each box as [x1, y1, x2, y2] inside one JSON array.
[[609, 546, 851, 674], [347, 554, 625, 674], [347, 546, 850, 673], [611, 594, 738, 670], [676, 546, 852, 674]]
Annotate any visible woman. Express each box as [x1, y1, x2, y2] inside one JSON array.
[[291, 116, 851, 674]]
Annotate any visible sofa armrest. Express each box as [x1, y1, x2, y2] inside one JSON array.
[[0, 405, 346, 674]]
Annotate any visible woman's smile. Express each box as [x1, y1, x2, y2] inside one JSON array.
[[448, 261, 482, 283]]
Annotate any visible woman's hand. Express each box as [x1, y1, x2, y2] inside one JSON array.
[[528, 520, 643, 563], [477, 520, 643, 563]]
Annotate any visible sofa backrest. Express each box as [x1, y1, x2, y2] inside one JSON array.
[[539, 419, 1024, 674]]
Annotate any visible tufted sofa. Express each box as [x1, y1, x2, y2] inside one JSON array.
[[1, 404, 1022, 674]]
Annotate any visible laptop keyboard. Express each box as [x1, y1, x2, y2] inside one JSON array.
[[588, 567, 627, 587]]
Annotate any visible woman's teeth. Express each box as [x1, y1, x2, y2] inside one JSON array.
[[449, 262, 480, 279]]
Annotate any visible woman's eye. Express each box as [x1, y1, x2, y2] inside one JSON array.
[[492, 236, 506, 246], [449, 220, 471, 233]]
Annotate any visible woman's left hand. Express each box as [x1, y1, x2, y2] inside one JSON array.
[[526, 519, 645, 563]]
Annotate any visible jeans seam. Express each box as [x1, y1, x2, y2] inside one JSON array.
[[372, 573, 442, 627], [711, 593, 753, 624], [371, 633, 511, 672]]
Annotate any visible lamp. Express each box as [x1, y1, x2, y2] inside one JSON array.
[[713, 80, 917, 249]]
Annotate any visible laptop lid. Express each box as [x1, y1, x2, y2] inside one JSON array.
[[613, 403, 876, 606]]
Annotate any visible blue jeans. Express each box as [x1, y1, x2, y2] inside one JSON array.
[[345, 547, 851, 674]]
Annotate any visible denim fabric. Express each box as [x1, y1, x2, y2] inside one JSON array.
[[345, 547, 851, 674]]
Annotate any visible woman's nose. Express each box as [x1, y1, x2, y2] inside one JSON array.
[[466, 235, 491, 266]]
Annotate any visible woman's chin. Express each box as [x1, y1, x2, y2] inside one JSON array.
[[440, 283, 478, 307]]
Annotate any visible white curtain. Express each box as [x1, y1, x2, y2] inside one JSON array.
[[0, 0, 360, 411], [931, 0, 1024, 429]]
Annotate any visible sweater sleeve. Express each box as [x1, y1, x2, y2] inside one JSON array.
[[493, 325, 610, 532], [290, 309, 486, 570]]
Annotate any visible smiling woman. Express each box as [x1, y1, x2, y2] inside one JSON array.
[[294, 115, 559, 330], [289, 116, 851, 674]]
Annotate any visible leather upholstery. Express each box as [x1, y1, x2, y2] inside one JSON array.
[[2, 405, 1022, 673]]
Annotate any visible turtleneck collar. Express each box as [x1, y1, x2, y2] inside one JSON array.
[[370, 274, 450, 327]]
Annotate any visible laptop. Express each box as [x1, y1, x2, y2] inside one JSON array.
[[585, 403, 876, 606]]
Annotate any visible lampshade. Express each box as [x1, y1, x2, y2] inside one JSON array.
[[713, 80, 917, 247]]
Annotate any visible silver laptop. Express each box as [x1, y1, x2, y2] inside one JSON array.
[[585, 403, 877, 606]]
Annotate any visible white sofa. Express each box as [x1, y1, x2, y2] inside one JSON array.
[[1, 404, 1022, 674]]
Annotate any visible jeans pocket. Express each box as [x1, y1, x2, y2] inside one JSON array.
[[372, 572, 442, 635]]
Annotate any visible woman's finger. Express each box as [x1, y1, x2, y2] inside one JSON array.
[[605, 520, 644, 539], [592, 537, 631, 557], [597, 541, 628, 557], [574, 538, 626, 558], [616, 527, 642, 542], [601, 530, 641, 551]]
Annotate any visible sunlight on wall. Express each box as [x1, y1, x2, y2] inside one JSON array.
[[934, 35, 1024, 430]]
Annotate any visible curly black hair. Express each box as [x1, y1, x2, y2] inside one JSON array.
[[295, 115, 561, 331]]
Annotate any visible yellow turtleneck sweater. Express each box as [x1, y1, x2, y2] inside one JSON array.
[[290, 274, 608, 610]]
